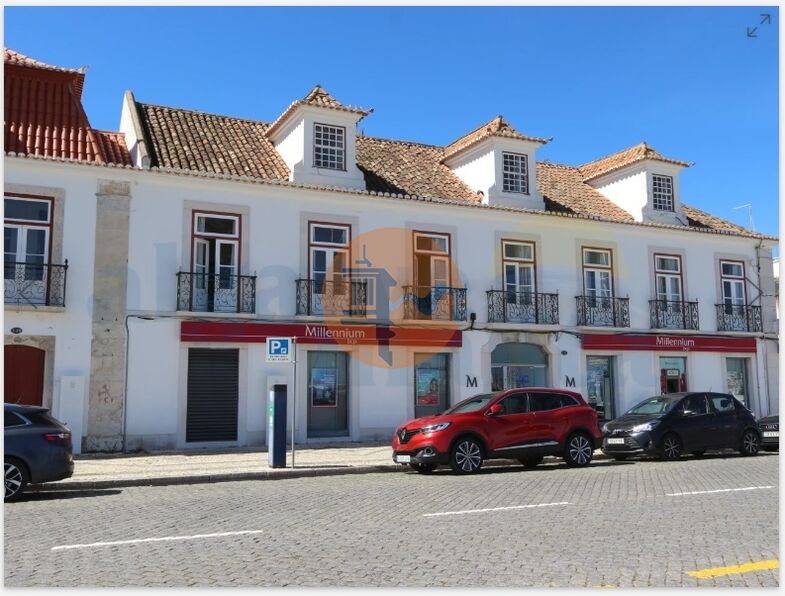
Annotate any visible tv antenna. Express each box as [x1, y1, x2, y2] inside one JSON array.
[[733, 203, 755, 231]]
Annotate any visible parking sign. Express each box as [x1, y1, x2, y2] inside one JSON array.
[[266, 337, 293, 362]]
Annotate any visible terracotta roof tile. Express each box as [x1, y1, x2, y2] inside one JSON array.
[[682, 205, 751, 234], [4, 48, 130, 165], [265, 84, 370, 139], [578, 142, 692, 181], [136, 102, 290, 179], [443, 115, 550, 160], [4, 48, 83, 74]]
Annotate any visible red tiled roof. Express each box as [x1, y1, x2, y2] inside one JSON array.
[[443, 115, 550, 161], [4, 48, 131, 165], [578, 142, 692, 181], [265, 84, 370, 139]]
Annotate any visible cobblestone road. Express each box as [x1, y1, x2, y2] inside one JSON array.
[[5, 453, 779, 587]]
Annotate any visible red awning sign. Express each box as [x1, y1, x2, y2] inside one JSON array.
[[581, 333, 756, 353]]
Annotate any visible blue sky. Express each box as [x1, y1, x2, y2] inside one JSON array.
[[5, 6, 779, 238]]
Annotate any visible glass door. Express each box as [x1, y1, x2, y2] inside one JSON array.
[[414, 353, 450, 418], [586, 356, 615, 421], [307, 351, 349, 438], [659, 356, 687, 394], [725, 358, 750, 407]]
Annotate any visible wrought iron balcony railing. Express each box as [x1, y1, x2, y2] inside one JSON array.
[[295, 278, 367, 317], [487, 290, 559, 324], [4, 261, 68, 307], [576, 295, 630, 328], [176, 271, 256, 314], [403, 286, 467, 321], [649, 299, 699, 330], [715, 304, 762, 333]]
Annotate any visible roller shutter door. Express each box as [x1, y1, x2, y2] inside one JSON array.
[[186, 348, 239, 442]]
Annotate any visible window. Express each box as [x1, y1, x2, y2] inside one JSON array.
[[710, 393, 735, 413], [190, 211, 241, 311], [527, 392, 559, 412], [582, 248, 613, 298], [496, 392, 528, 415], [313, 123, 345, 170], [4, 195, 53, 282], [4, 411, 25, 427], [654, 254, 683, 302], [414, 353, 451, 418], [680, 394, 709, 415], [720, 260, 746, 306], [725, 359, 750, 405], [308, 223, 351, 312], [307, 351, 349, 437], [652, 174, 674, 211], [503, 241, 536, 300], [502, 152, 529, 194]]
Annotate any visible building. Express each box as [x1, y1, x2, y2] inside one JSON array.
[[5, 49, 779, 451]]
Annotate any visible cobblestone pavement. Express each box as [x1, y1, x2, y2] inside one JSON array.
[[5, 453, 778, 587]]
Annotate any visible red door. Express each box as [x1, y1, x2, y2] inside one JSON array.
[[4, 345, 45, 406]]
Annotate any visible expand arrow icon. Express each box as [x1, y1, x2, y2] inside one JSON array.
[[747, 26, 758, 38], [760, 13, 771, 25]]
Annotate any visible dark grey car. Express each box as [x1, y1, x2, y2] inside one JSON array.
[[5, 404, 74, 500], [759, 415, 779, 451]]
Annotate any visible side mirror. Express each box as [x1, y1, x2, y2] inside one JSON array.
[[486, 404, 505, 416]]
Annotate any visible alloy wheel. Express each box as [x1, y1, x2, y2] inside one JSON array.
[[568, 435, 592, 465], [663, 435, 681, 459], [5, 462, 23, 499], [742, 431, 759, 455], [454, 440, 482, 473]]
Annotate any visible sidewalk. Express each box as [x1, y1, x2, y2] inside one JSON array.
[[32, 444, 609, 491]]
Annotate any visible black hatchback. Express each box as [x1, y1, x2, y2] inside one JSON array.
[[5, 404, 74, 500], [601, 392, 760, 461]]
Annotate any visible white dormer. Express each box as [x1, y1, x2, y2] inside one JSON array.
[[579, 142, 693, 226], [441, 116, 550, 210], [265, 85, 370, 190]]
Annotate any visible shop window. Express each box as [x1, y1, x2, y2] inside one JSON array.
[[414, 353, 450, 418], [659, 356, 687, 394], [307, 351, 349, 438]]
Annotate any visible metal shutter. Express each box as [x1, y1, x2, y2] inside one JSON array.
[[186, 348, 239, 442]]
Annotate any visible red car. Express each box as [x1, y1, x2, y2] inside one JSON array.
[[392, 388, 603, 474]]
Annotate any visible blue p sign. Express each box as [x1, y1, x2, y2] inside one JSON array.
[[267, 337, 293, 362]]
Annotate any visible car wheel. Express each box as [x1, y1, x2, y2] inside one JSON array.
[[450, 438, 483, 474], [739, 430, 760, 456], [5, 458, 28, 501], [564, 433, 593, 467], [660, 433, 682, 460], [692, 451, 706, 457], [410, 463, 436, 474], [518, 457, 544, 469]]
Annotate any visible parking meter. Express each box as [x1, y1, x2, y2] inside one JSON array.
[[268, 384, 287, 468]]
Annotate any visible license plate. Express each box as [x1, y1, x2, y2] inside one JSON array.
[[607, 438, 625, 445], [395, 455, 411, 463], [763, 431, 779, 438]]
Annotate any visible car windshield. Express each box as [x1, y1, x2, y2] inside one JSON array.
[[444, 393, 498, 414], [626, 396, 679, 415]]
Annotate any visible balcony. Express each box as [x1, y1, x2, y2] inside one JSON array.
[[4, 261, 68, 307], [176, 271, 256, 314], [576, 295, 630, 328], [649, 299, 699, 330], [295, 279, 367, 317], [487, 290, 559, 324], [403, 286, 467, 321], [715, 304, 762, 333]]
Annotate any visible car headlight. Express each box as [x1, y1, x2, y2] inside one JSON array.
[[601, 423, 609, 434], [632, 420, 660, 433], [420, 422, 451, 434]]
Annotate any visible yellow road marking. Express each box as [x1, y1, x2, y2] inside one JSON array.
[[687, 559, 779, 579]]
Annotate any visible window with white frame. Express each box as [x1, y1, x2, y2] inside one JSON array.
[[720, 260, 746, 306], [502, 152, 529, 194], [309, 223, 350, 295], [503, 241, 536, 301], [654, 254, 683, 302], [313, 124, 346, 170], [652, 174, 674, 211], [4, 195, 52, 282], [583, 248, 613, 299]]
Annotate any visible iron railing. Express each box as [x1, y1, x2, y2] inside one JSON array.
[[649, 299, 699, 330], [295, 278, 367, 317], [176, 271, 256, 314], [715, 304, 762, 332], [487, 290, 559, 324], [576, 295, 630, 327], [4, 261, 68, 307], [403, 286, 467, 321]]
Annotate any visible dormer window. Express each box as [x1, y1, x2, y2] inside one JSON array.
[[502, 152, 529, 194], [652, 174, 674, 211], [313, 123, 346, 170]]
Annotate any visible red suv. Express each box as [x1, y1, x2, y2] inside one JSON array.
[[392, 388, 603, 474]]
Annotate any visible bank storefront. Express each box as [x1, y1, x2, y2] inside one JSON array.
[[581, 333, 760, 419]]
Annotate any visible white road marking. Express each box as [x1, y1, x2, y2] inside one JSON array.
[[423, 501, 571, 517], [666, 486, 775, 497], [51, 529, 265, 551]]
